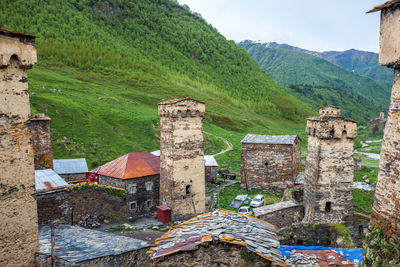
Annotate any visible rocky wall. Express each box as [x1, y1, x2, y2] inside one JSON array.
[[254, 201, 304, 229], [30, 115, 53, 169], [36, 190, 69, 224]]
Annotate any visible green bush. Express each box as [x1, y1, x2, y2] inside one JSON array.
[[67, 182, 126, 197]]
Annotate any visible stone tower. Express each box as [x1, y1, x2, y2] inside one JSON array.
[[30, 114, 53, 170], [158, 98, 206, 219], [0, 29, 38, 266], [368, 1, 400, 237], [303, 106, 357, 225]]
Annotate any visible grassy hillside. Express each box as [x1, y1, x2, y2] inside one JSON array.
[[0, 0, 313, 169], [240, 41, 390, 115]]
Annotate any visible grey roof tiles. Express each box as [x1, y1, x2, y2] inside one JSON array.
[[241, 134, 298, 145]]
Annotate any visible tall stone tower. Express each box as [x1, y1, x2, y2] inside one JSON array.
[[0, 29, 38, 266], [303, 106, 357, 225], [368, 2, 400, 237], [30, 114, 53, 170], [158, 98, 206, 220]]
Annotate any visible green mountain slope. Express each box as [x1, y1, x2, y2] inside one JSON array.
[[239, 41, 390, 115], [0, 0, 312, 170]]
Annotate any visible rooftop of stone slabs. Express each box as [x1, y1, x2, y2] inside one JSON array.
[[367, 0, 400, 13], [147, 209, 286, 266], [38, 225, 148, 263], [241, 134, 298, 145]]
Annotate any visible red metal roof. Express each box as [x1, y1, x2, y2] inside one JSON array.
[[92, 152, 160, 179], [294, 250, 357, 266], [0, 28, 36, 38], [367, 0, 400, 13], [157, 205, 171, 211], [158, 98, 205, 105]]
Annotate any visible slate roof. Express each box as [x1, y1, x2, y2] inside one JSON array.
[[253, 201, 301, 218], [367, 0, 400, 13], [35, 169, 69, 193], [150, 150, 160, 157], [204, 155, 218, 167], [147, 209, 286, 266], [0, 28, 36, 38], [38, 225, 148, 263], [158, 98, 204, 105], [92, 152, 160, 179], [53, 158, 89, 175], [241, 134, 298, 145]]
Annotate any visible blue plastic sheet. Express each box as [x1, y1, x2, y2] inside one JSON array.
[[278, 245, 364, 264]]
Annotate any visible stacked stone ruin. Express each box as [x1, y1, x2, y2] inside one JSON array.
[[0, 29, 39, 266], [368, 1, 400, 238], [303, 106, 357, 225], [30, 113, 53, 170], [158, 98, 206, 220]]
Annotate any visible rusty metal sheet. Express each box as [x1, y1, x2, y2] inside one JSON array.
[[92, 152, 160, 179], [35, 169, 69, 193]]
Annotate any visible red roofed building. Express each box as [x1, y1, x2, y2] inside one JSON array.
[[93, 152, 160, 217]]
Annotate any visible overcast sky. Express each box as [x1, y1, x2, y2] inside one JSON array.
[[178, 0, 381, 52]]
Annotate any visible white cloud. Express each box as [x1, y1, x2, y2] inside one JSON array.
[[178, 0, 381, 52]]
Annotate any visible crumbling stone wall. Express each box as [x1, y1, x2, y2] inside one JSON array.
[[59, 173, 86, 182], [30, 114, 53, 169], [154, 243, 272, 267], [253, 200, 304, 229], [303, 107, 357, 225], [158, 99, 206, 220], [100, 174, 160, 217], [36, 190, 69, 224], [0, 30, 39, 266], [241, 140, 300, 193], [205, 165, 217, 182]]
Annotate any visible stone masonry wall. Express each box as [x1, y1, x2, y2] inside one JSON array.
[[303, 116, 357, 226], [0, 31, 39, 266], [59, 173, 86, 182], [154, 243, 272, 267], [100, 174, 160, 217], [36, 190, 69, 224], [158, 99, 206, 220], [371, 69, 400, 237], [241, 143, 298, 193], [30, 114, 53, 169], [254, 200, 304, 229]]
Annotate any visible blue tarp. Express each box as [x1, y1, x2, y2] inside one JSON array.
[[278, 245, 364, 264]]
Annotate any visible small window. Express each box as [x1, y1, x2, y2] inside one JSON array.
[[325, 202, 332, 212], [146, 199, 153, 209], [146, 181, 153, 191], [129, 201, 137, 210], [186, 185, 191, 195], [128, 184, 137, 194], [264, 161, 268, 168]]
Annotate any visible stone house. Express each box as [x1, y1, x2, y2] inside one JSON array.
[[53, 158, 89, 183], [303, 106, 357, 225], [204, 155, 218, 182], [240, 134, 301, 193], [94, 152, 160, 217]]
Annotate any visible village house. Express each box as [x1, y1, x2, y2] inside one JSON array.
[[53, 158, 89, 183], [240, 134, 301, 193], [93, 152, 160, 217], [35, 169, 69, 224], [204, 155, 218, 182], [303, 106, 357, 225]]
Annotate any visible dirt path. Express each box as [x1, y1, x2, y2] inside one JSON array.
[[204, 131, 233, 157]]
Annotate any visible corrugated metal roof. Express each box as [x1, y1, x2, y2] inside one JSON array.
[[151, 150, 160, 157], [92, 152, 160, 179], [0, 28, 36, 38], [35, 169, 69, 193], [53, 158, 89, 174], [367, 0, 400, 13], [158, 98, 205, 105], [241, 134, 298, 145], [204, 155, 218, 167]]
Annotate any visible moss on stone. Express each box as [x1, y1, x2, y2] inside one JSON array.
[[67, 183, 126, 197]]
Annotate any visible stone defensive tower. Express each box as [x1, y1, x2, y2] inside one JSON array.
[[30, 114, 53, 170], [0, 29, 38, 266], [368, 1, 400, 237], [158, 98, 205, 219], [303, 106, 357, 225]]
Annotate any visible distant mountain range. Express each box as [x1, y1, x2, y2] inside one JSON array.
[[239, 41, 391, 123], [261, 41, 393, 88]]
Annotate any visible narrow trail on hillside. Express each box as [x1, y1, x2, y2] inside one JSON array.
[[204, 131, 233, 157]]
